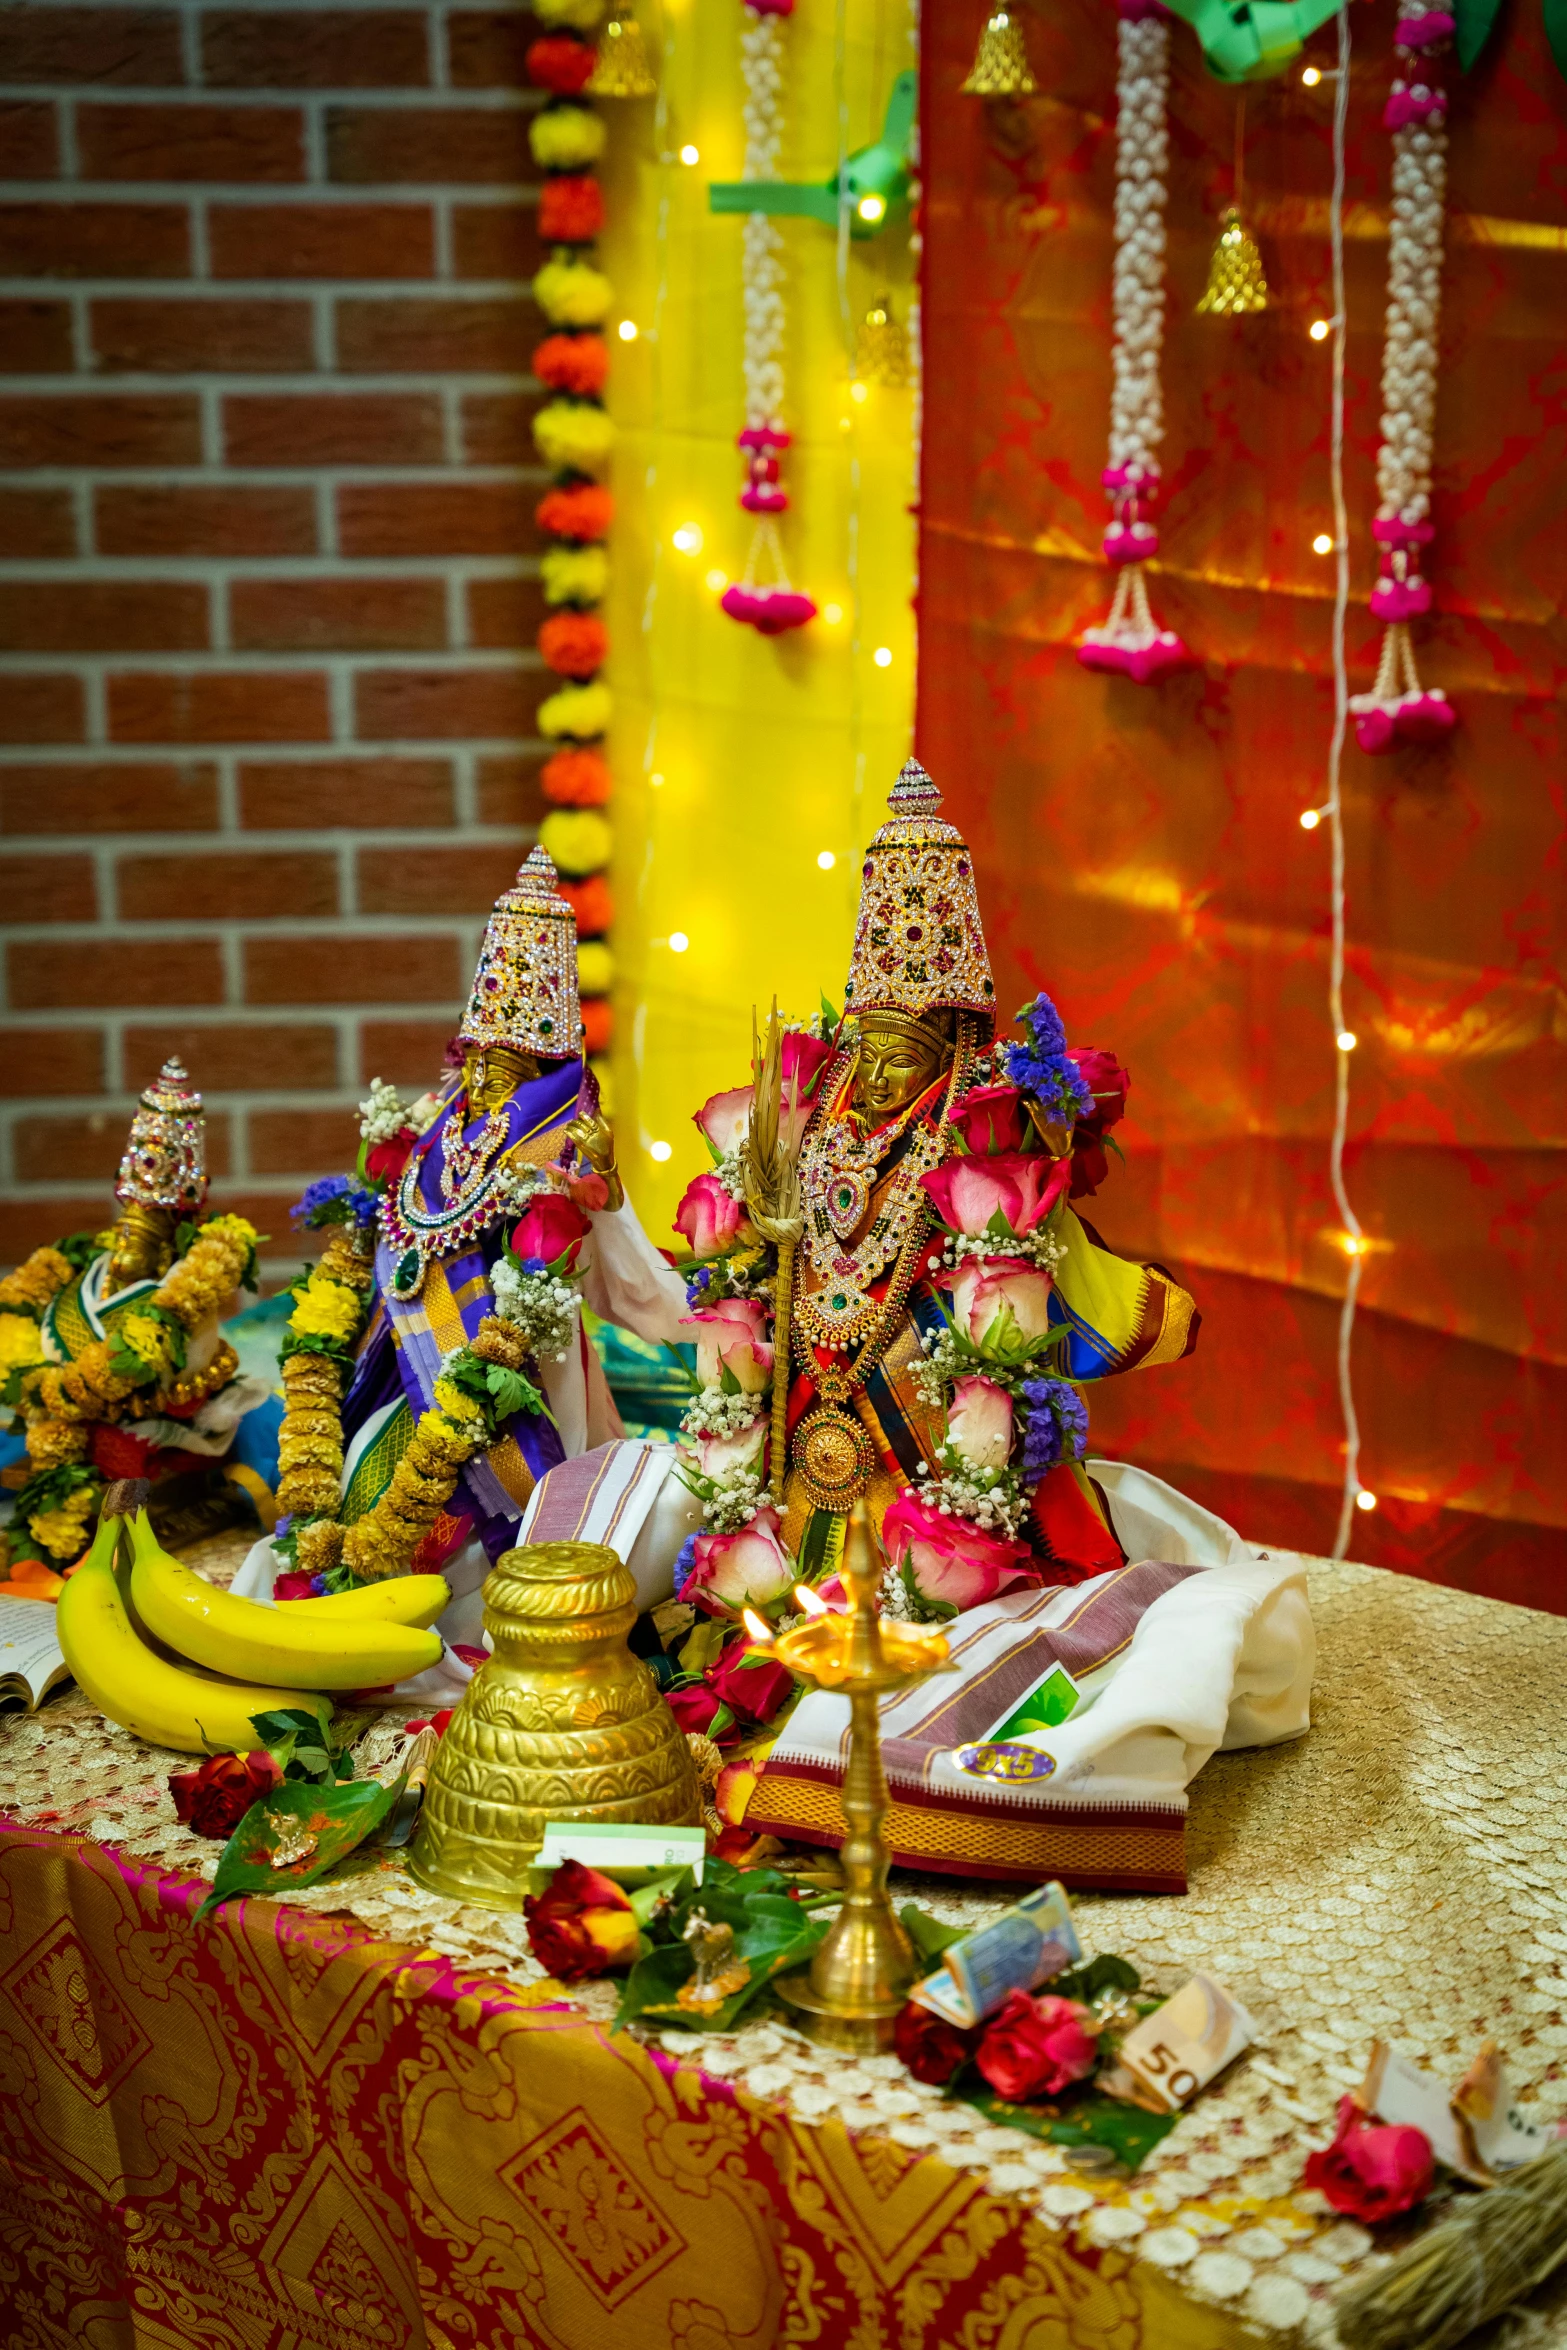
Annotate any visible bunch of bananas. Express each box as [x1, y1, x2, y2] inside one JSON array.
[[57, 1511, 449, 1756]]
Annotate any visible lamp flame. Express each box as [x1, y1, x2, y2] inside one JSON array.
[[793, 1583, 829, 1617], [742, 1607, 774, 1646]]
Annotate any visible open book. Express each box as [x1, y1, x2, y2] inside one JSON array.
[[0, 1596, 70, 1714]]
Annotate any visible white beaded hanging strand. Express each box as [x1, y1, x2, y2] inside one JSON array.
[[1078, 0, 1185, 684], [1349, 0, 1454, 753]]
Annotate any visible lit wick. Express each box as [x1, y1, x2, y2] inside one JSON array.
[[742, 1606, 774, 1647], [794, 1582, 829, 1617]]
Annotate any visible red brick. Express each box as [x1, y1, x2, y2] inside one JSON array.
[[108, 672, 332, 746], [0, 763, 219, 836], [231, 577, 447, 653], [358, 1017, 460, 1086], [451, 204, 543, 281], [467, 576, 547, 650], [355, 665, 541, 742], [446, 12, 540, 86], [0, 103, 59, 180], [118, 849, 338, 921], [203, 11, 430, 86], [0, 677, 85, 744], [337, 295, 535, 375], [326, 106, 535, 186], [210, 200, 435, 281], [15, 1107, 231, 1183], [461, 391, 543, 465], [0, 489, 76, 559], [244, 931, 463, 1006], [90, 297, 315, 375], [0, 1197, 115, 1261], [359, 839, 526, 915], [338, 481, 542, 559], [246, 1105, 359, 1175], [0, 8, 184, 85], [476, 752, 546, 829], [0, 854, 97, 921], [224, 391, 442, 468], [78, 102, 305, 184], [0, 1029, 102, 1099], [0, 302, 73, 375], [9, 935, 223, 1009], [0, 394, 201, 469], [238, 755, 453, 830], [96, 483, 316, 558], [123, 1021, 340, 1090], [0, 582, 209, 654], [0, 201, 189, 279]]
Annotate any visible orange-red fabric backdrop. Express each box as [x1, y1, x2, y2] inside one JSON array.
[[917, 0, 1567, 1606]]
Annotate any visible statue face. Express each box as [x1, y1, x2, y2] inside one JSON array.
[[464, 1045, 538, 1114], [853, 1016, 951, 1124]]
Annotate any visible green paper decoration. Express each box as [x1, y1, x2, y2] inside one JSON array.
[[1543, 0, 1567, 77], [1160, 0, 1343, 81], [709, 69, 917, 240]]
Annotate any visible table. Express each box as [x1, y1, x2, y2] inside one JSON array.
[[2, 1547, 1566, 2349]]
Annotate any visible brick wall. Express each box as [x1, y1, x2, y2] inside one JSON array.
[[0, 0, 553, 1270]]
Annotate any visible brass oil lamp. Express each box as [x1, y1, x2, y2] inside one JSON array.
[[755, 1501, 950, 2051], [410, 1538, 701, 1907]]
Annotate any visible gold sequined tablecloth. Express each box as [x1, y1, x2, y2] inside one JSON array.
[[2, 1548, 1566, 2350]]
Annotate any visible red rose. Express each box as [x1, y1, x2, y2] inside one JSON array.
[[273, 1570, 317, 1602], [665, 1681, 723, 1736], [949, 1083, 1029, 1155], [523, 1858, 640, 1981], [704, 1641, 794, 1728], [1066, 1047, 1130, 1199], [511, 1192, 591, 1269], [366, 1128, 416, 1186], [975, 1989, 1101, 2102], [526, 33, 595, 91], [894, 2000, 981, 2086], [1303, 2095, 1433, 2223], [168, 1750, 282, 1841]]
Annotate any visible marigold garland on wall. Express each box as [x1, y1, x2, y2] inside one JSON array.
[[1348, 0, 1456, 755], [528, 0, 646, 1068]]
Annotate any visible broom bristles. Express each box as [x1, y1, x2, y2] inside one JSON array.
[[1336, 2144, 1567, 2350]]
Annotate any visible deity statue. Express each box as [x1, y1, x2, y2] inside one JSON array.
[[0, 1060, 275, 1586], [233, 848, 695, 1666]]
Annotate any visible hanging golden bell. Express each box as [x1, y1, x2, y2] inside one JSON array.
[[854, 294, 911, 388], [1196, 207, 1269, 315], [586, 12, 658, 98], [961, 8, 1037, 96]]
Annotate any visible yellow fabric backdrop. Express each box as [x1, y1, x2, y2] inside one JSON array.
[[602, 0, 918, 1239]]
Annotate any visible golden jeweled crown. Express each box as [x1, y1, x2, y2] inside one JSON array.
[[460, 846, 584, 1059], [843, 760, 995, 1024], [115, 1057, 207, 1214]]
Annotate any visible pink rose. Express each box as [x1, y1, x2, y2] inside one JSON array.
[[949, 1084, 1028, 1156], [511, 1192, 591, 1270], [921, 1153, 1071, 1241], [946, 1376, 1014, 1470], [976, 1989, 1101, 2101], [679, 1506, 794, 1615], [680, 1296, 773, 1393], [705, 1638, 794, 1727], [945, 1257, 1057, 1353], [694, 1085, 752, 1156], [1067, 1047, 1130, 1201], [881, 1490, 1034, 1612], [686, 1418, 768, 1484], [779, 1030, 836, 1145], [674, 1170, 746, 1255], [1303, 2096, 1433, 2224]]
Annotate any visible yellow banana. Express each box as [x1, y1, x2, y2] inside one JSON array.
[[128, 1512, 443, 1692], [57, 1515, 332, 1756], [277, 1573, 450, 1630]]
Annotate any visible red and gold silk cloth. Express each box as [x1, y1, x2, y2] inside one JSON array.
[[0, 1821, 1243, 2350], [917, 1, 1567, 1606]]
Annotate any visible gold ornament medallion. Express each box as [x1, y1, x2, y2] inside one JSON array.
[[792, 1405, 876, 1512]]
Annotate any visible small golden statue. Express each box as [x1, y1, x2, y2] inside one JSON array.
[[409, 1539, 701, 1907]]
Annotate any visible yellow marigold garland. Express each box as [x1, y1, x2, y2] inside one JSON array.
[[274, 1223, 376, 1527], [340, 1406, 485, 1583], [0, 1246, 74, 1316]]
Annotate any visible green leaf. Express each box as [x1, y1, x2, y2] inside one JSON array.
[[1055, 1952, 1142, 2004], [959, 2079, 1178, 2171], [899, 1902, 968, 1966], [197, 1774, 400, 1919], [248, 1706, 339, 1784], [1546, 0, 1567, 77], [1455, 0, 1505, 69], [485, 1361, 544, 1420]]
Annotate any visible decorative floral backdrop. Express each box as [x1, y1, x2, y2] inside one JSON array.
[[917, 0, 1567, 1603]]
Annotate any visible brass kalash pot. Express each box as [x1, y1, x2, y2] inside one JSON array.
[[409, 1540, 701, 1905]]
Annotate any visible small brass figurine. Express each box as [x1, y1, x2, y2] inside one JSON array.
[[409, 1539, 701, 1906], [766, 1500, 950, 2051], [677, 1912, 751, 2014]]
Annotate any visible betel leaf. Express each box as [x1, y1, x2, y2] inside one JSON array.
[[1545, 0, 1567, 77], [899, 1902, 968, 1966], [1054, 1952, 1143, 2005], [248, 1706, 340, 1785], [960, 2080, 1178, 2172], [197, 1774, 401, 1919], [1454, 0, 1505, 68]]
